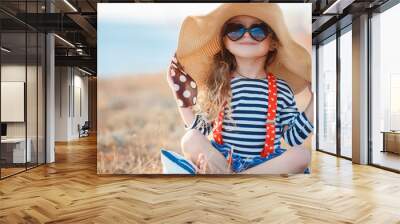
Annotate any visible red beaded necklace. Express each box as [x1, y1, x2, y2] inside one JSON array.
[[212, 72, 278, 158]]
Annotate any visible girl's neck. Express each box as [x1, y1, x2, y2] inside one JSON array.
[[234, 56, 267, 79]]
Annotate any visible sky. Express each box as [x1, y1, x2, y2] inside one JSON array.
[[98, 3, 311, 78]]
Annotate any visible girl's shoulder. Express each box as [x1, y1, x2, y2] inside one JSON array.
[[276, 77, 295, 96], [275, 77, 289, 86]]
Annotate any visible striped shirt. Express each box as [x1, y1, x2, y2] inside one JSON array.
[[186, 76, 313, 159]]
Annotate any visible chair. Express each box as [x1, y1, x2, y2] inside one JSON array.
[[78, 121, 90, 138]]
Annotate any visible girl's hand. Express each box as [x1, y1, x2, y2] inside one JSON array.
[[166, 53, 198, 108], [193, 151, 234, 174], [195, 153, 208, 174]]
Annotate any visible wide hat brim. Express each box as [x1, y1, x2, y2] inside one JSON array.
[[175, 3, 311, 94]]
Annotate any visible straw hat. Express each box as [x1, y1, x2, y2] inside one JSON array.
[[175, 3, 311, 94]]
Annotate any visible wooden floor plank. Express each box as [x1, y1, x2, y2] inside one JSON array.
[[0, 135, 399, 223]]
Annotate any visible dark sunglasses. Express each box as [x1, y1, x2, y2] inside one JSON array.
[[223, 22, 272, 42]]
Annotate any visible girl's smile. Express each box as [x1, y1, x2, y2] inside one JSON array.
[[237, 40, 258, 45]]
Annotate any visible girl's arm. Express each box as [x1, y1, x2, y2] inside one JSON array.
[[166, 54, 213, 136], [166, 65, 196, 127], [167, 73, 213, 136], [165, 54, 198, 127], [279, 82, 314, 147], [177, 106, 196, 128]]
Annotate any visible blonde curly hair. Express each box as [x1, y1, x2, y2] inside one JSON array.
[[196, 20, 279, 124]]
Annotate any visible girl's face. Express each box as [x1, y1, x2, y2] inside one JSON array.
[[223, 15, 273, 59]]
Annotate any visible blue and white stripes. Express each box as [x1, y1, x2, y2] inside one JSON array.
[[185, 113, 212, 136], [186, 76, 314, 159]]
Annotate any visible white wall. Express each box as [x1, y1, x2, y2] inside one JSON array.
[[72, 73, 89, 138], [1, 63, 46, 164], [54, 67, 89, 141], [55, 66, 69, 141], [1, 65, 26, 138], [1, 82, 25, 122], [1, 65, 36, 138]]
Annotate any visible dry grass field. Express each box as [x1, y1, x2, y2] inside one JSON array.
[[97, 73, 313, 174], [97, 73, 185, 174]]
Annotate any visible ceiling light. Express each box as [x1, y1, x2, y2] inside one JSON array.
[[1, 47, 11, 53], [323, 0, 355, 15], [78, 67, 93, 76], [63, 0, 78, 12], [54, 34, 75, 48]]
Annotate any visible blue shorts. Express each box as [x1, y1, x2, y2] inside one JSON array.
[[210, 139, 287, 173]]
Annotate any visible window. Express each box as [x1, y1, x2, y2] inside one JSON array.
[[317, 36, 337, 154], [370, 2, 400, 171], [339, 28, 352, 158], [0, 1, 47, 179]]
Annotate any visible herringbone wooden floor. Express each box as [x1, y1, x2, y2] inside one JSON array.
[[1, 135, 399, 224]]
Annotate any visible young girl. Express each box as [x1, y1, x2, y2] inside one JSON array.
[[166, 3, 313, 174]]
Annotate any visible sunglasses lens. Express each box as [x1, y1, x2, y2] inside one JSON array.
[[224, 23, 271, 41], [227, 29, 245, 41], [225, 24, 245, 41], [249, 26, 268, 41]]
